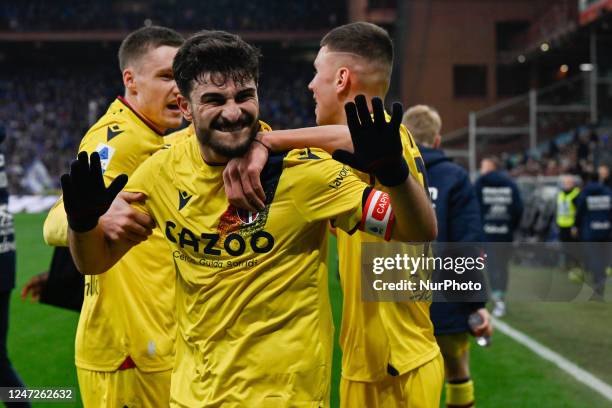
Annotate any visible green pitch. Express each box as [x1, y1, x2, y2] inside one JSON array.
[[10, 213, 80, 407], [9, 213, 611, 407]]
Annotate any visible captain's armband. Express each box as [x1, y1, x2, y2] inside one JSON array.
[[359, 188, 394, 241]]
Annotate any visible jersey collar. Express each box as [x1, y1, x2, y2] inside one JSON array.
[[117, 96, 165, 136]]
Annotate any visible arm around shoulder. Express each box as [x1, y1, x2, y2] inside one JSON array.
[[260, 125, 352, 154]]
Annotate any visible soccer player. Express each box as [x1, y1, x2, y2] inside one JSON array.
[[403, 105, 492, 408], [42, 26, 186, 406], [223, 22, 443, 407], [61, 30, 436, 407], [474, 157, 523, 317]]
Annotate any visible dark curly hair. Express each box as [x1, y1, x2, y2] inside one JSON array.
[[173, 30, 261, 98]]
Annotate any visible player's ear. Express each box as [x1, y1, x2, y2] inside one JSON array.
[[123, 68, 136, 93], [336, 67, 351, 94], [177, 94, 192, 122], [433, 134, 442, 149]]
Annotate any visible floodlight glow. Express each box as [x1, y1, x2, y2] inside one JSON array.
[[579, 63, 594, 72], [540, 43, 550, 52]]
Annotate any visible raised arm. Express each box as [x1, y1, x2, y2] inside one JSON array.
[[333, 96, 436, 242], [62, 152, 136, 275]]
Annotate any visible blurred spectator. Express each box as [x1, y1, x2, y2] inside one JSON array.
[[599, 164, 611, 189], [259, 60, 315, 131], [0, 67, 121, 193], [506, 126, 611, 179], [1, 58, 315, 193], [577, 132, 590, 161]]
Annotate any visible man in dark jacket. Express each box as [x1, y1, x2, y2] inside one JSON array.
[[403, 105, 491, 408], [575, 172, 611, 299], [474, 157, 523, 317]]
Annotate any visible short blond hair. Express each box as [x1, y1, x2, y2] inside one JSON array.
[[402, 105, 442, 146]]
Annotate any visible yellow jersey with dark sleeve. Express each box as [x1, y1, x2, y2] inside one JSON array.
[[336, 122, 440, 381], [43, 97, 190, 372], [125, 133, 396, 407]]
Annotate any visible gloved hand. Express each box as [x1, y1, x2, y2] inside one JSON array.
[[61, 151, 128, 232], [333, 95, 409, 187]]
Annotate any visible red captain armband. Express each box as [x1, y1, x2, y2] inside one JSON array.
[[360, 188, 395, 241]]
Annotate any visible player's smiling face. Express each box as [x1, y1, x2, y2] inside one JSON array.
[[179, 74, 259, 161], [309, 46, 345, 126], [129, 45, 182, 132]]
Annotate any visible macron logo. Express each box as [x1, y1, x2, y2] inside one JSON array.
[[178, 190, 193, 211], [298, 148, 321, 160], [107, 125, 124, 141]]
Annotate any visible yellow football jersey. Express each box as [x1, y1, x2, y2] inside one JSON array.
[[43, 97, 190, 372], [163, 123, 195, 146], [336, 122, 440, 381], [125, 133, 395, 407]]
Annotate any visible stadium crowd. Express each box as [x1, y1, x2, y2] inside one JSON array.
[[0, 59, 315, 194], [504, 127, 612, 181], [1, 0, 345, 31], [0, 69, 119, 194]]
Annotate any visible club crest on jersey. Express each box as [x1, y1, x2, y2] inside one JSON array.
[[236, 208, 259, 225], [94, 143, 115, 174], [218, 203, 269, 236]]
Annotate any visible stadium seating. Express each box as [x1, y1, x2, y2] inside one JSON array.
[[0, 0, 346, 31], [0, 60, 315, 193]]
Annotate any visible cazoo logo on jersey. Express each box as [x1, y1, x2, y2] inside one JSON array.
[[165, 221, 275, 258]]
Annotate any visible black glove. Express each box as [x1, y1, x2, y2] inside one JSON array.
[[333, 95, 409, 187], [60, 151, 127, 233]]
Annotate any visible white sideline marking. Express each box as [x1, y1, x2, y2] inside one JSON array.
[[493, 317, 612, 402]]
